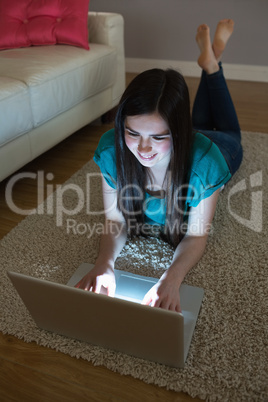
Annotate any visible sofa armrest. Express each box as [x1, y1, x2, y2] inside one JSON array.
[[87, 12, 125, 105], [88, 12, 124, 47]]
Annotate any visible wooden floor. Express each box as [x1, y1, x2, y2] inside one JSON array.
[[0, 74, 267, 401]]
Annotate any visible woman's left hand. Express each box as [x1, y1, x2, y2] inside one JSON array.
[[142, 273, 182, 313]]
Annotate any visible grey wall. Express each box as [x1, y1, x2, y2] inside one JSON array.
[[89, 0, 268, 66]]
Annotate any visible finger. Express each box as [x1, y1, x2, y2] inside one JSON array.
[[148, 295, 162, 308], [152, 299, 162, 308], [75, 276, 92, 290], [80, 277, 93, 291], [85, 283, 93, 292], [74, 278, 84, 288], [175, 304, 182, 313], [163, 302, 181, 313], [167, 303, 177, 312], [107, 282, 116, 297], [93, 279, 102, 294], [142, 293, 153, 306]]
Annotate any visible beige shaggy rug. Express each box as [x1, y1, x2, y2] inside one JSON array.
[[0, 131, 267, 401]]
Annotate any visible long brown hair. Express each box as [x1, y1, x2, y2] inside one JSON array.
[[114, 69, 193, 247]]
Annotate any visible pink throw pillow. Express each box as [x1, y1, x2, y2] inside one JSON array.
[[0, 0, 90, 50]]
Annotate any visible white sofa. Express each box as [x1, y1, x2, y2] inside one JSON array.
[[0, 12, 125, 182]]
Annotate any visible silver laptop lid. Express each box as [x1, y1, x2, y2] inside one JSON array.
[[7, 265, 204, 368]]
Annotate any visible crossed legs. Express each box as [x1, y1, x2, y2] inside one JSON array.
[[192, 20, 240, 135]]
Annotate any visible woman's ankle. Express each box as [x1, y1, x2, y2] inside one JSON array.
[[196, 24, 219, 74]]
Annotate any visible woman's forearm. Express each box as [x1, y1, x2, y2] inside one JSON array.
[[95, 219, 127, 268], [164, 234, 208, 286]]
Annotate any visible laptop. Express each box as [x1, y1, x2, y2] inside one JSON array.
[[7, 263, 204, 368]]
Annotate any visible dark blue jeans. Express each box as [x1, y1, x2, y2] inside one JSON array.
[[192, 63, 243, 176]]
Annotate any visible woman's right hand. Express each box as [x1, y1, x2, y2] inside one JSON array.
[[74, 264, 116, 297]]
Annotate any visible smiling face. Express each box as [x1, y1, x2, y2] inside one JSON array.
[[124, 113, 172, 168]]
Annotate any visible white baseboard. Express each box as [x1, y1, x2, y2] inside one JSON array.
[[126, 58, 268, 83]]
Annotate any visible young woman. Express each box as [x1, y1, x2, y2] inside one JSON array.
[[75, 19, 243, 312]]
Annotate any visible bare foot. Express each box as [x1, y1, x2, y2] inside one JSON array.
[[196, 24, 219, 74], [212, 19, 234, 61]]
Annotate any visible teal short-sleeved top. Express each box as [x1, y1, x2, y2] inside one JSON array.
[[93, 129, 231, 226]]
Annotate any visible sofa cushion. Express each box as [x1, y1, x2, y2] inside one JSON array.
[[0, 0, 90, 50], [0, 77, 33, 146], [0, 44, 117, 134]]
